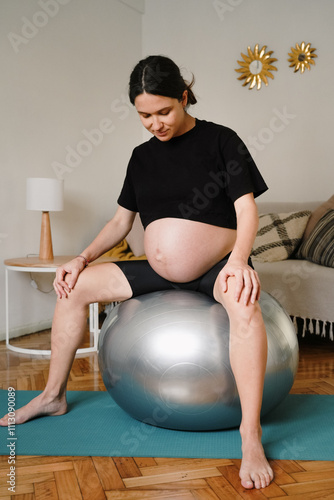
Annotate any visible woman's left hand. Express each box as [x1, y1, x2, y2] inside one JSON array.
[[218, 258, 261, 305]]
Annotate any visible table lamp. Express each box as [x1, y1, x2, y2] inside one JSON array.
[[26, 178, 64, 260]]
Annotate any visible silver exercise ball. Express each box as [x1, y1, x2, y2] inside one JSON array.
[[98, 290, 299, 431]]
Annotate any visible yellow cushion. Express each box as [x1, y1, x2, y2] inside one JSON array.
[[103, 239, 146, 261]]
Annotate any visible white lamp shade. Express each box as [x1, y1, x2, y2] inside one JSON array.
[[26, 178, 64, 212]]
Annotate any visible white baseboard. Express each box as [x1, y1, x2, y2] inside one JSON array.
[[0, 320, 53, 342]]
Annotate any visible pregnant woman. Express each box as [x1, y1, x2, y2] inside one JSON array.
[[1, 55, 273, 490]]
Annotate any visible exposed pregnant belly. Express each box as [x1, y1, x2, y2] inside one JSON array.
[[144, 218, 236, 282]]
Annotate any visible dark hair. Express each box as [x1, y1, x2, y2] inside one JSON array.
[[129, 55, 197, 107]]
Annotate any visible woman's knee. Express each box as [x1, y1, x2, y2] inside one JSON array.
[[63, 264, 132, 305], [228, 298, 262, 325], [227, 301, 264, 346], [215, 278, 263, 323], [56, 272, 89, 308]]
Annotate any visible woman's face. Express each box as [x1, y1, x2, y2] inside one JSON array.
[[134, 92, 188, 141]]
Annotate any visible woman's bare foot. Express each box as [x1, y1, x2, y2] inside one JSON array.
[[0, 391, 67, 426], [239, 426, 274, 489]]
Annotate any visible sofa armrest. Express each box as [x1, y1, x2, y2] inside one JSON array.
[[255, 259, 334, 325]]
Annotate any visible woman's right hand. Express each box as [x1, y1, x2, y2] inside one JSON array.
[[53, 257, 87, 299]]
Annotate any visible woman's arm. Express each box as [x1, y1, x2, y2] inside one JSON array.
[[54, 206, 136, 298], [80, 206, 136, 263], [219, 193, 260, 305]]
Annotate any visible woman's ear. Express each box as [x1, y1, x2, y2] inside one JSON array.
[[181, 90, 188, 108]]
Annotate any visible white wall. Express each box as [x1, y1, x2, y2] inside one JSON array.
[[143, 0, 333, 203], [0, 0, 143, 339]]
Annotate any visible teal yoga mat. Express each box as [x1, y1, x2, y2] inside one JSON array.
[[0, 390, 333, 460]]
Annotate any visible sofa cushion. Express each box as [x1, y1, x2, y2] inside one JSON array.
[[255, 259, 334, 324], [103, 239, 146, 260], [296, 209, 334, 268], [303, 194, 334, 241], [251, 211, 311, 262]]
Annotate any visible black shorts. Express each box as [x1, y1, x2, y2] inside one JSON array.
[[114, 253, 254, 299]]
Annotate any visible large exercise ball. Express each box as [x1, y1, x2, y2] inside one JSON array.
[[98, 290, 298, 431]]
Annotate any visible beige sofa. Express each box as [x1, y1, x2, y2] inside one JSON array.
[[126, 199, 334, 341], [254, 201, 334, 341]]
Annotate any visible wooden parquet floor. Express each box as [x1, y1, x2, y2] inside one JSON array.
[[1, 329, 334, 500]]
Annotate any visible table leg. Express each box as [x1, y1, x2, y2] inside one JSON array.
[[4, 267, 98, 356], [5, 267, 9, 349]]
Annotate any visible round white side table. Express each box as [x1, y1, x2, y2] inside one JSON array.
[[4, 256, 101, 356]]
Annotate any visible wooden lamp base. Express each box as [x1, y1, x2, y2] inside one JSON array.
[[39, 211, 54, 260]]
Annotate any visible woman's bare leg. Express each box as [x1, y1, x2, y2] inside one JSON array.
[[214, 276, 274, 490], [0, 263, 132, 426]]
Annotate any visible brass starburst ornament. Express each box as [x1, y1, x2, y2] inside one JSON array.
[[288, 42, 317, 73], [235, 44, 278, 90]]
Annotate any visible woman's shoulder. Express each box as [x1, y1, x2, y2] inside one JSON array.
[[196, 119, 237, 137], [195, 119, 240, 149]]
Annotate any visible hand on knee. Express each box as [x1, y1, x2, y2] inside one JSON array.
[[215, 262, 260, 306]]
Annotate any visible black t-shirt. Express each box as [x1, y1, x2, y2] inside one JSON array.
[[118, 119, 268, 229]]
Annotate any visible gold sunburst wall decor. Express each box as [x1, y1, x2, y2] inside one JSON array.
[[288, 42, 317, 73], [235, 44, 278, 90]]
